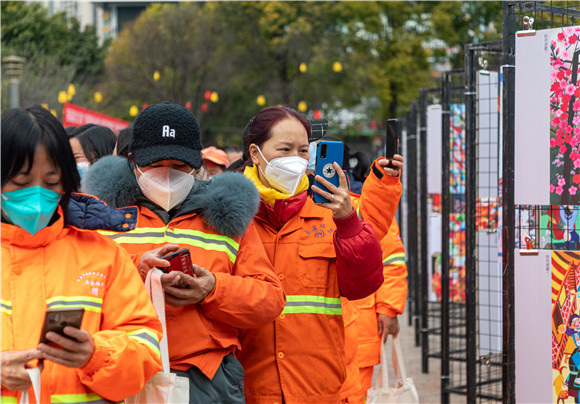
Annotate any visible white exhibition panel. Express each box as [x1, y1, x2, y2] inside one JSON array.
[[428, 213, 442, 303], [477, 230, 502, 356], [514, 31, 551, 205], [477, 71, 500, 199], [427, 104, 443, 194], [515, 250, 552, 404]]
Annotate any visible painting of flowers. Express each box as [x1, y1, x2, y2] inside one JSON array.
[[550, 26, 580, 205]]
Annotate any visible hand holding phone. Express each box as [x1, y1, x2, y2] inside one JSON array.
[[40, 308, 84, 344], [385, 119, 399, 169], [160, 248, 194, 289], [313, 141, 344, 204]]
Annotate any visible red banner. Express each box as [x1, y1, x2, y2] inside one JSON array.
[[63, 103, 129, 133]]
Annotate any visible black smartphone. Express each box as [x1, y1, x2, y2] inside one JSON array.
[[160, 248, 194, 288], [313, 141, 344, 203], [40, 307, 84, 343], [386, 118, 399, 169]]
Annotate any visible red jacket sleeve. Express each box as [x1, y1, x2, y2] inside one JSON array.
[[333, 209, 383, 300], [358, 158, 402, 240]]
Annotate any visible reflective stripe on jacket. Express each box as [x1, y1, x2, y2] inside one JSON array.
[[103, 205, 285, 379], [1, 209, 163, 403], [353, 218, 408, 368], [239, 197, 384, 404]]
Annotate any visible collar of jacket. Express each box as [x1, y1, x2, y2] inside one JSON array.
[[256, 191, 308, 231], [82, 155, 259, 238], [1, 206, 67, 247]]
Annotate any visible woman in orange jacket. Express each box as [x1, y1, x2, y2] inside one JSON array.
[[235, 106, 401, 403], [1, 106, 163, 403], [84, 102, 286, 403]]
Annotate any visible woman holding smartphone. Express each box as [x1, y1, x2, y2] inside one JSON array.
[[235, 106, 401, 403], [1, 106, 163, 402]]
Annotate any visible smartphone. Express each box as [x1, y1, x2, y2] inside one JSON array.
[[313, 141, 344, 203], [40, 307, 84, 343], [160, 248, 194, 288], [385, 118, 399, 169]]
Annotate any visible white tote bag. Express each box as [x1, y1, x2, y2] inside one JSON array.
[[367, 335, 419, 404], [20, 367, 41, 404], [125, 269, 190, 404]]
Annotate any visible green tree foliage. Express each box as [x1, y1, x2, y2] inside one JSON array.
[[103, 1, 501, 140], [1, 1, 107, 110]]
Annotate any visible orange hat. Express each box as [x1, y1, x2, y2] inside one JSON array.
[[202, 146, 230, 168]]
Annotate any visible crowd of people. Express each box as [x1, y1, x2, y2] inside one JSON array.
[[1, 101, 407, 404]]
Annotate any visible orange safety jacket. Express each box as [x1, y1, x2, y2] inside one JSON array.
[[1, 207, 163, 403], [238, 194, 384, 404], [355, 159, 403, 240], [83, 157, 286, 380], [339, 297, 362, 400], [353, 218, 408, 368], [100, 206, 286, 379]]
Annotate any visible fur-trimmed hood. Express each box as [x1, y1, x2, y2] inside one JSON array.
[[82, 156, 259, 238]]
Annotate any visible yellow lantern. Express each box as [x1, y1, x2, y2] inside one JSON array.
[[50, 109, 58, 118], [297, 101, 307, 112], [210, 92, 219, 103], [257, 95, 266, 106], [94, 91, 103, 104], [153, 71, 160, 81], [129, 105, 139, 117], [67, 83, 76, 97], [58, 91, 68, 104], [332, 61, 343, 73], [299, 62, 307, 73]]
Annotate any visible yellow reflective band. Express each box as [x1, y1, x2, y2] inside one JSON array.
[[51, 393, 105, 403], [282, 295, 342, 315], [128, 329, 161, 357], [1, 396, 17, 404], [383, 252, 406, 266], [356, 205, 362, 220], [102, 226, 239, 264], [46, 296, 103, 313], [167, 228, 238, 263], [0, 299, 12, 315]]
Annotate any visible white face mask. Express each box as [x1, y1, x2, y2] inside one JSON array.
[[256, 146, 308, 195], [136, 166, 195, 211]]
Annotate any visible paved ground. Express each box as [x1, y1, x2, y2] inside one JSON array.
[[370, 310, 465, 404]]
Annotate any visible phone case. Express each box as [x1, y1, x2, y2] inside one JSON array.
[[160, 248, 194, 288], [40, 307, 85, 343], [313, 141, 344, 203], [385, 119, 399, 169]]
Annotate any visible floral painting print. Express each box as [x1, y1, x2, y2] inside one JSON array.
[[550, 26, 580, 205]]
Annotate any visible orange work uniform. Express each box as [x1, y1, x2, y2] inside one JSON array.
[[1, 207, 163, 403], [347, 218, 408, 403], [101, 205, 286, 379]]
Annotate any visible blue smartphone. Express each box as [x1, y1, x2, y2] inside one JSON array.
[[313, 141, 344, 203]]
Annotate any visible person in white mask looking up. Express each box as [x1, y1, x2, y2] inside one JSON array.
[[234, 105, 385, 403], [82, 101, 285, 404]]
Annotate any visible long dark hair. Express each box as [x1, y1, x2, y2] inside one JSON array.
[[238, 106, 311, 171], [69, 124, 117, 164], [1, 105, 80, 207]]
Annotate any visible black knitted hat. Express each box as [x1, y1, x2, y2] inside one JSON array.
[[130, 101, 203, 168]]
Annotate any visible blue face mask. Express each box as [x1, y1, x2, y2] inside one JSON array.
[[77, 162, 90, 181], [306, 142, 317, 174], [1, 186, 61, 235]]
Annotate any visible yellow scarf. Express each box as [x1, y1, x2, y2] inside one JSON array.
[[244, 165, 309, 207]]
